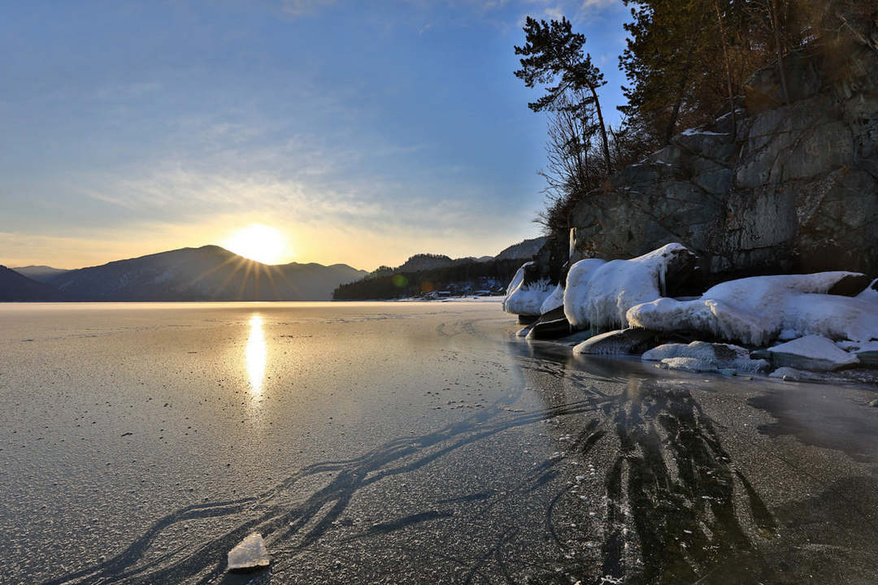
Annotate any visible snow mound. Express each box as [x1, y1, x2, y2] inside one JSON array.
[[503, 262, 553, 316], [858, 279, 878, 303], [228, 533, 270, 571], [628, 272, 878, 346], [642, 341, 768, 372], [563, 244, 693, 330], [767, 335, 860, 371], [540, 284, 565, 315], [563, 258, 606, 327]]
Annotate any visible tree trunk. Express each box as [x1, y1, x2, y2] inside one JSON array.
[[587, 84, 613, 175], [713, 0, 737, 139], [665, 72, 688, 145], [769, 0, 791, 103]]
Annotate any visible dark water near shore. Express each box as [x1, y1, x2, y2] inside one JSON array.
[[1, 301, 877, 584]]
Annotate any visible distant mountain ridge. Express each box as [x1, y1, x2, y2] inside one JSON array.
[[366, 237, 548, 279], [3, 246, 367, 302], [0, 266, 66, 301], [334, 236, 549, 300], [495, 237, 548, 261], [12, 265, 71, 282], [3, 237, 547, 302]]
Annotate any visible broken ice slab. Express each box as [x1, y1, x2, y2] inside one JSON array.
[[227, 532, 270, 572]]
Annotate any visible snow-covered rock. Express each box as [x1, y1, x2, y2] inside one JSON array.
[[563, 243, 696, 330], [854, 341, 878, 368], [657, 357, 719, 373], [572, 328, 659, 355], [628, 272, 878, 346], [502, 262, 553, 316], [540, 284, 565, 315], [563, 258, 606, 327], [642, 341, 769, 373], [858, 279, 878, 303], [228, 533, 270, 571], [767, 335, 860, 371], [768, 367, 828, 381]]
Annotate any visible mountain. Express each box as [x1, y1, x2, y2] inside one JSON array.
[[0, 266, 66, 301], [41, 246, 367, 301], [394, 253, 457, 273], [495, 237, 548, 261], [12, 265, 70, 283]]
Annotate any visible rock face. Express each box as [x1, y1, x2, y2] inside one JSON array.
[[569, 45, 878, 282]]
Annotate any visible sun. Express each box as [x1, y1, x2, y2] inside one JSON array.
[[225, 224, 288, 265]]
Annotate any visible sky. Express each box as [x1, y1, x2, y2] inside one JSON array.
[[1, 0, 631, 271]]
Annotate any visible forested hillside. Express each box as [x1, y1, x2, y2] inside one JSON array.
[[515, 0, 875, 236]]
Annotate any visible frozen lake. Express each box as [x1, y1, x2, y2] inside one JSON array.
[[1, 301, 877, 584]]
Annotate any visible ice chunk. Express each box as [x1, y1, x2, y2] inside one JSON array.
[[767, 335, 860, 371], [228, 532, 270, 571]]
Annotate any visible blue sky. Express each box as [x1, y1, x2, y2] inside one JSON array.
[[1, 0, 630, 270]]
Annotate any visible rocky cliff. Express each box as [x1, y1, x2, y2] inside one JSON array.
[[568, 44, 878, 283]]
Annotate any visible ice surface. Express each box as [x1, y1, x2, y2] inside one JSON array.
[[628, 272, 878, 346], [564, 244, 689, 330], [228, 533, 270, 571], [502, 262, 552, 316]]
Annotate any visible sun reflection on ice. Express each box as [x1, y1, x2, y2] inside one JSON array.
[[246, 314, 266, 395]]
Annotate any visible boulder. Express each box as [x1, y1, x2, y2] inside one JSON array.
[[767, 335, 860, 371], [526, 306, 572, 340], [572, 328, 660, 356], [656, 357, 719, 373], [642, 341, 769, 373], [503, 262, 552, 316], [854, 341, 878, 368], [563, 243, 699, 331]]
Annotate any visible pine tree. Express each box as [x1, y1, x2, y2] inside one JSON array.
[[514, 16, 613, 175]]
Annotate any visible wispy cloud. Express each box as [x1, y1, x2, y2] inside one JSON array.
[[576, 0, 622, 19], [280, 0, 336, 17]]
